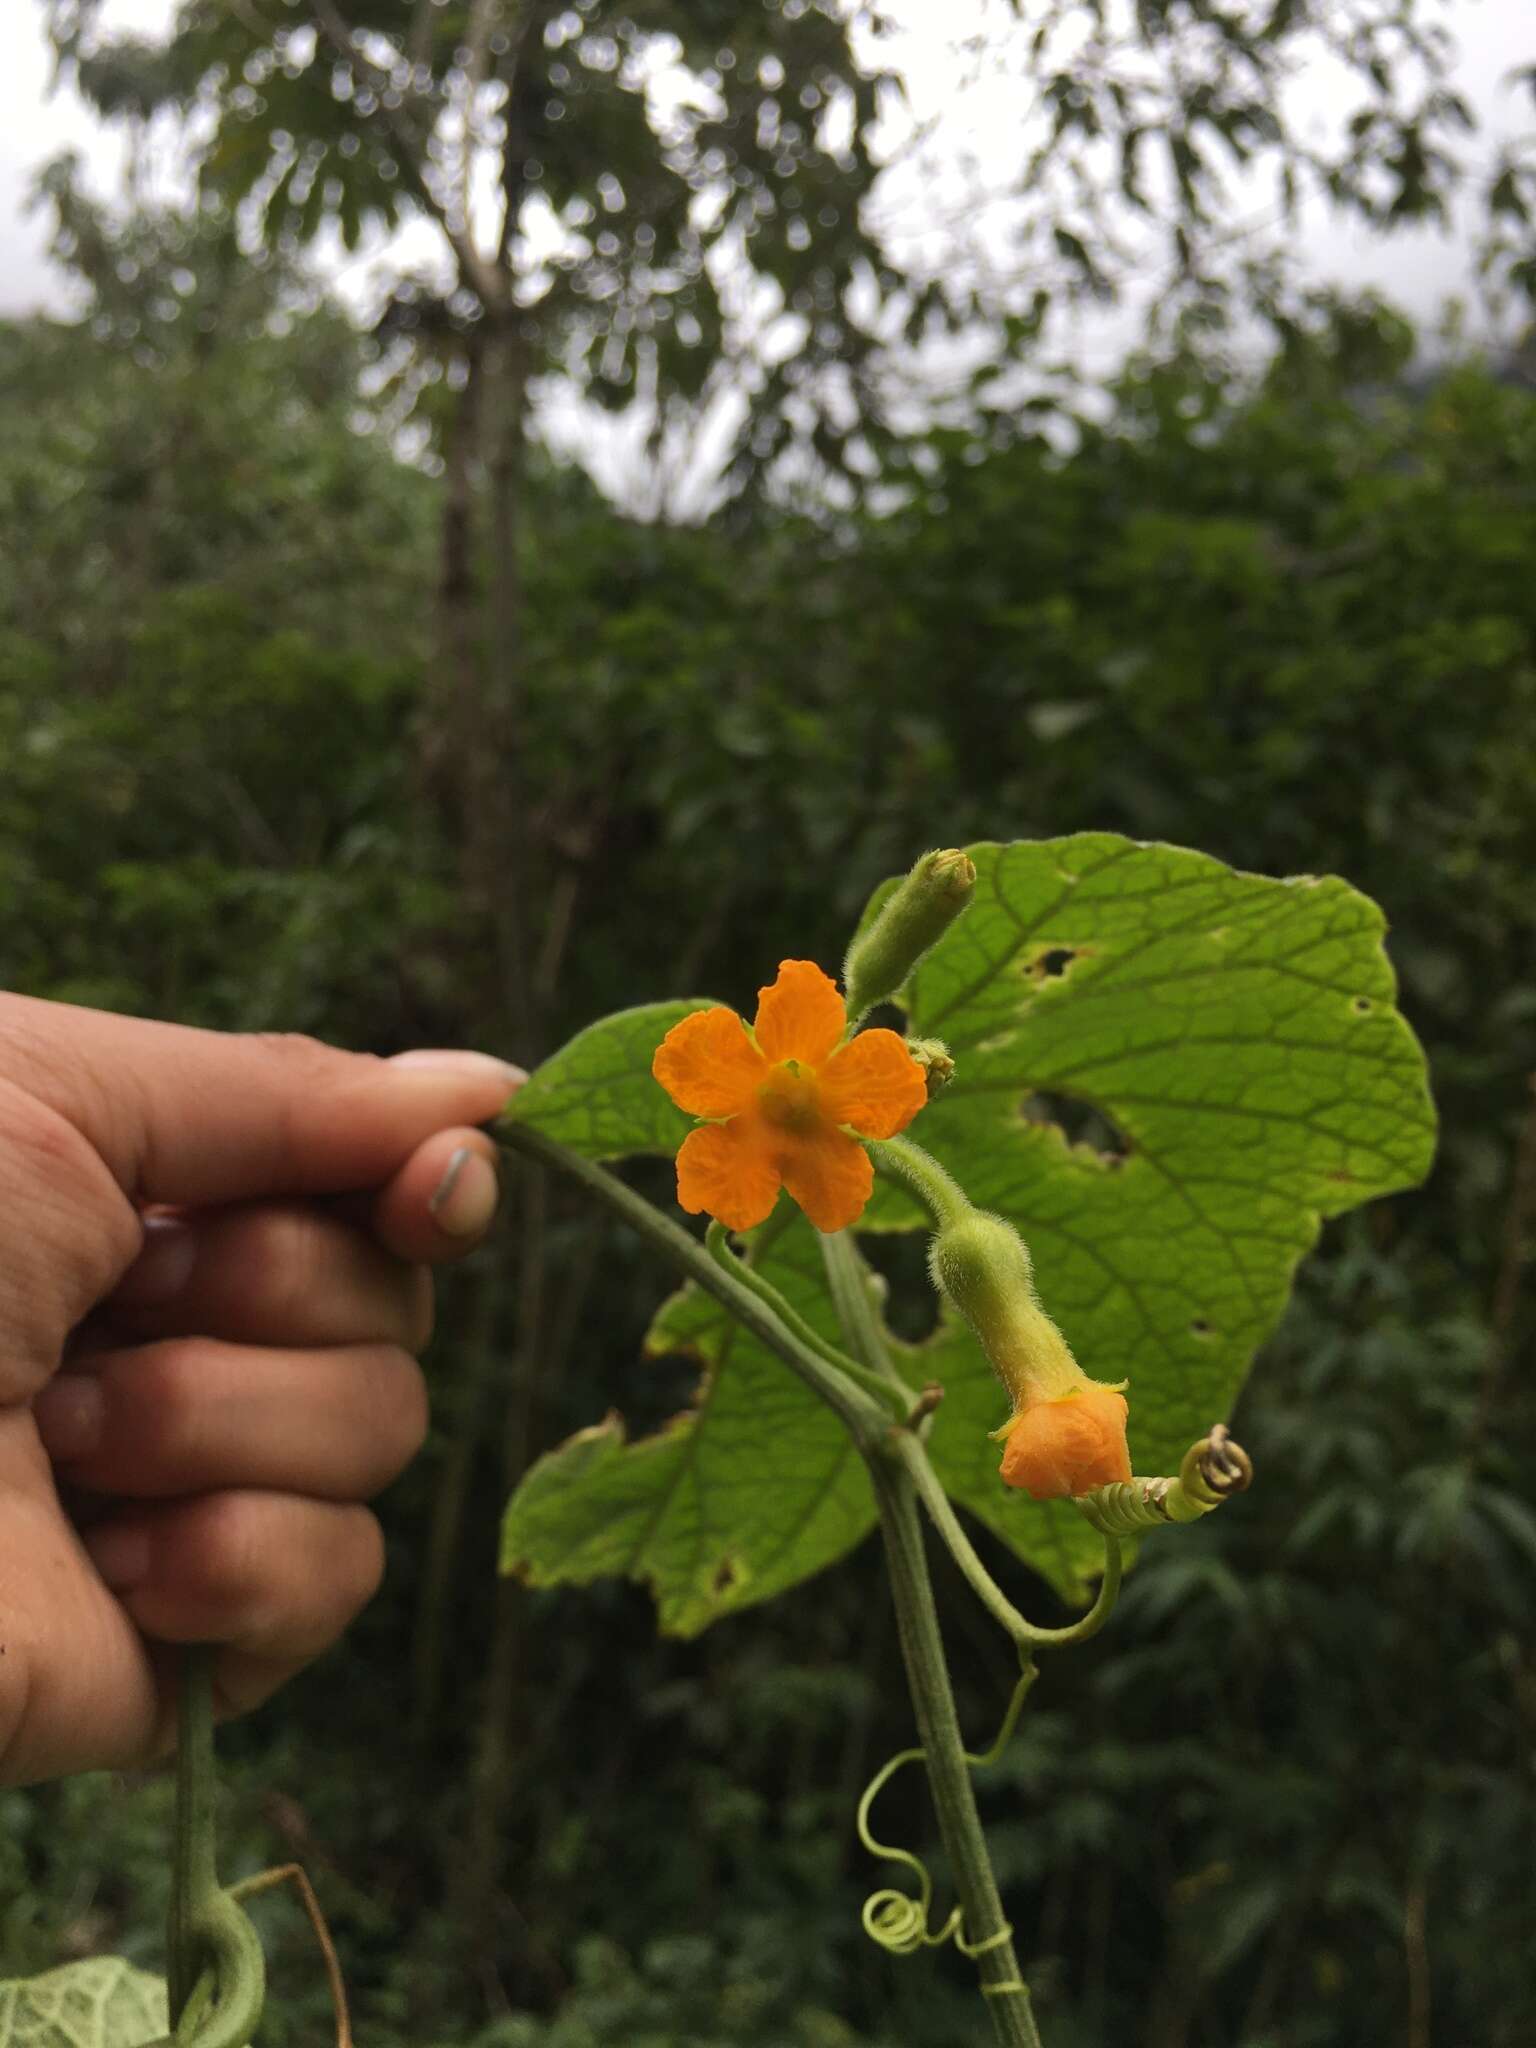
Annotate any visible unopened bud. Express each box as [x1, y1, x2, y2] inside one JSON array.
[[905, 1037, 956, 1100], [843, 849, 976, 1021], [930, 1210, 1130, 1501]]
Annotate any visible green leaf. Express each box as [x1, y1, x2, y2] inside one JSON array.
[[887, 834, 1436, 1596], [506, 837, 1433, 1618], [506, 999, 713, 1160], [0, 1961, 169, 2048], [501, 1218, 876, 1634]]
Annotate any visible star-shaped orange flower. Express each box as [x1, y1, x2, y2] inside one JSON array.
[[652, 959, 928, 1234]]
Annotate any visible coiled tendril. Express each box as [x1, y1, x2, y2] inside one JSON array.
[[1077, 1425, 1253, 1535], [857, 1662, 1036, 1996]]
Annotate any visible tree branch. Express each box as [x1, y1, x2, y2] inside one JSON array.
[[306, 0, 505, 307], [408, 0, 437, 74], [495, 0, 556, 267]]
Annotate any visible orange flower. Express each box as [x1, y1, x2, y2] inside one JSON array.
[[652, 959, 928, 1234], [993, 1384, 1131, 1501]]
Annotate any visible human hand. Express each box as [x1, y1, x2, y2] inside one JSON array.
[[0, 995, 521, 1786]]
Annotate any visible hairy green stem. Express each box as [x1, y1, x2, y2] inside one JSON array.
[[866, 1456, 1044, 2047], [164, 1649, 266, 2048], [168, 1650, 217, 2021], [502, 1132, 1048, 2039], [820, 1229, 908, 1399], [820, 1231, 1042, 2043], [871, 1136, 973, 1232], [497, 1120, 891, 1441], [705, 1222, 909, 1418], [894, 1432, 1124, 1650]]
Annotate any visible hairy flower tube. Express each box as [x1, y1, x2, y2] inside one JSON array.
[[930, 1211, 1132, 1500], [653, 960, 928, 1234]]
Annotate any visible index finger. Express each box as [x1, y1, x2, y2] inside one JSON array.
[[0, 997, 524, 1209]]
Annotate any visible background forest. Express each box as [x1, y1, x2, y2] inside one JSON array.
[[3, 3, 1536, 2045]]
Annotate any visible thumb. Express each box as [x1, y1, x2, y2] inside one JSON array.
[[0, 996, 523, 1401]]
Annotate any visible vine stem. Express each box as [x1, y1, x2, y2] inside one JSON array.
[[870, 1135, 972, 1231], [168, 1648, 219, 2022], [494, 1124, 1049, 2041], [865, 1454, 1044, 2046], [895, 1431, 1124, 1651], [705, 1220, 909, 1418], [164, 1649, 266, 2048], [497, 1119, 893, 1440], [821, 1229, 911, 1404], [821, 1231, 1043, 2045]]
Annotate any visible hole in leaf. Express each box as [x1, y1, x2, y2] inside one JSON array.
[[1021, 1090, 1132, 1167], [1352, 996, 1373, 1015], [630, 1346, 707, 1436], [1190, 1317, 1213, 1338], [1024, 942, 1096, 985], [710, 1555, 742, 1596]]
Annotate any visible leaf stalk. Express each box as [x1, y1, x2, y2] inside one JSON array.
[[497, 1120, 893, 1442]]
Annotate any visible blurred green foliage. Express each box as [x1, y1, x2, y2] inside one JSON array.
[[1, 262, 1532, 2046]]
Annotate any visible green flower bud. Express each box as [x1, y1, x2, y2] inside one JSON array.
[[842, 849, 976, 1022]]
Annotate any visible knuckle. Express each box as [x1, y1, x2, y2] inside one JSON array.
[[122, 1342, 206, 1469], [306, 1509, 386, 1642], [241, 1205, 314, 1328], [144, 1496, 385, 1660], [364, 1346, 430, 1484], [184, 1491, 266, 1611], [247, 1031, 355, 1078]]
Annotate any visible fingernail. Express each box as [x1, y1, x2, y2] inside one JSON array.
[[114, 1215, 197, 1306], [390, 1049, 526, 1094], [34, 1374, 106, 1461], [84, 1523, 150, 1593], [429, 1146, 500, 1238]]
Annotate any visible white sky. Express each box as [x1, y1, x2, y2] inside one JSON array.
[[1, 0, 1531, 500]]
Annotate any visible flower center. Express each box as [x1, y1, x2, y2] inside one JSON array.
[[758, 1060, 822, 1135]]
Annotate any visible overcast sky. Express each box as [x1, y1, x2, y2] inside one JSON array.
[[2, 1, 1529, 359]]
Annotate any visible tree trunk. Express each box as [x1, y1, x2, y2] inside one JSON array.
[[479, 320, 537, 1057], [448, 309, 555, 1988]]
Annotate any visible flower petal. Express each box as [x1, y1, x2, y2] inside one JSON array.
[[777, 1126, 874, 1234], [675, 1117, 782, 1232], [653, 1006, 768, 1119], [820, 1028, 929, 1139], [997, 1385, 1131, 1500], [753, 960, 846, 1067]]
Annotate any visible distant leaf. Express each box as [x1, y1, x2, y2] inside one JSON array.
[[502, 1218, 876, 1634], [0, 1961, 168, 2048], [506, 999, 713, 1159], [881, 834, 1435, 1596]]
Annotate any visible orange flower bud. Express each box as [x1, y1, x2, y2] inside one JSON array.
[[930, 1209, 1132, 1498], [992, 1385, 1132, 1501]]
